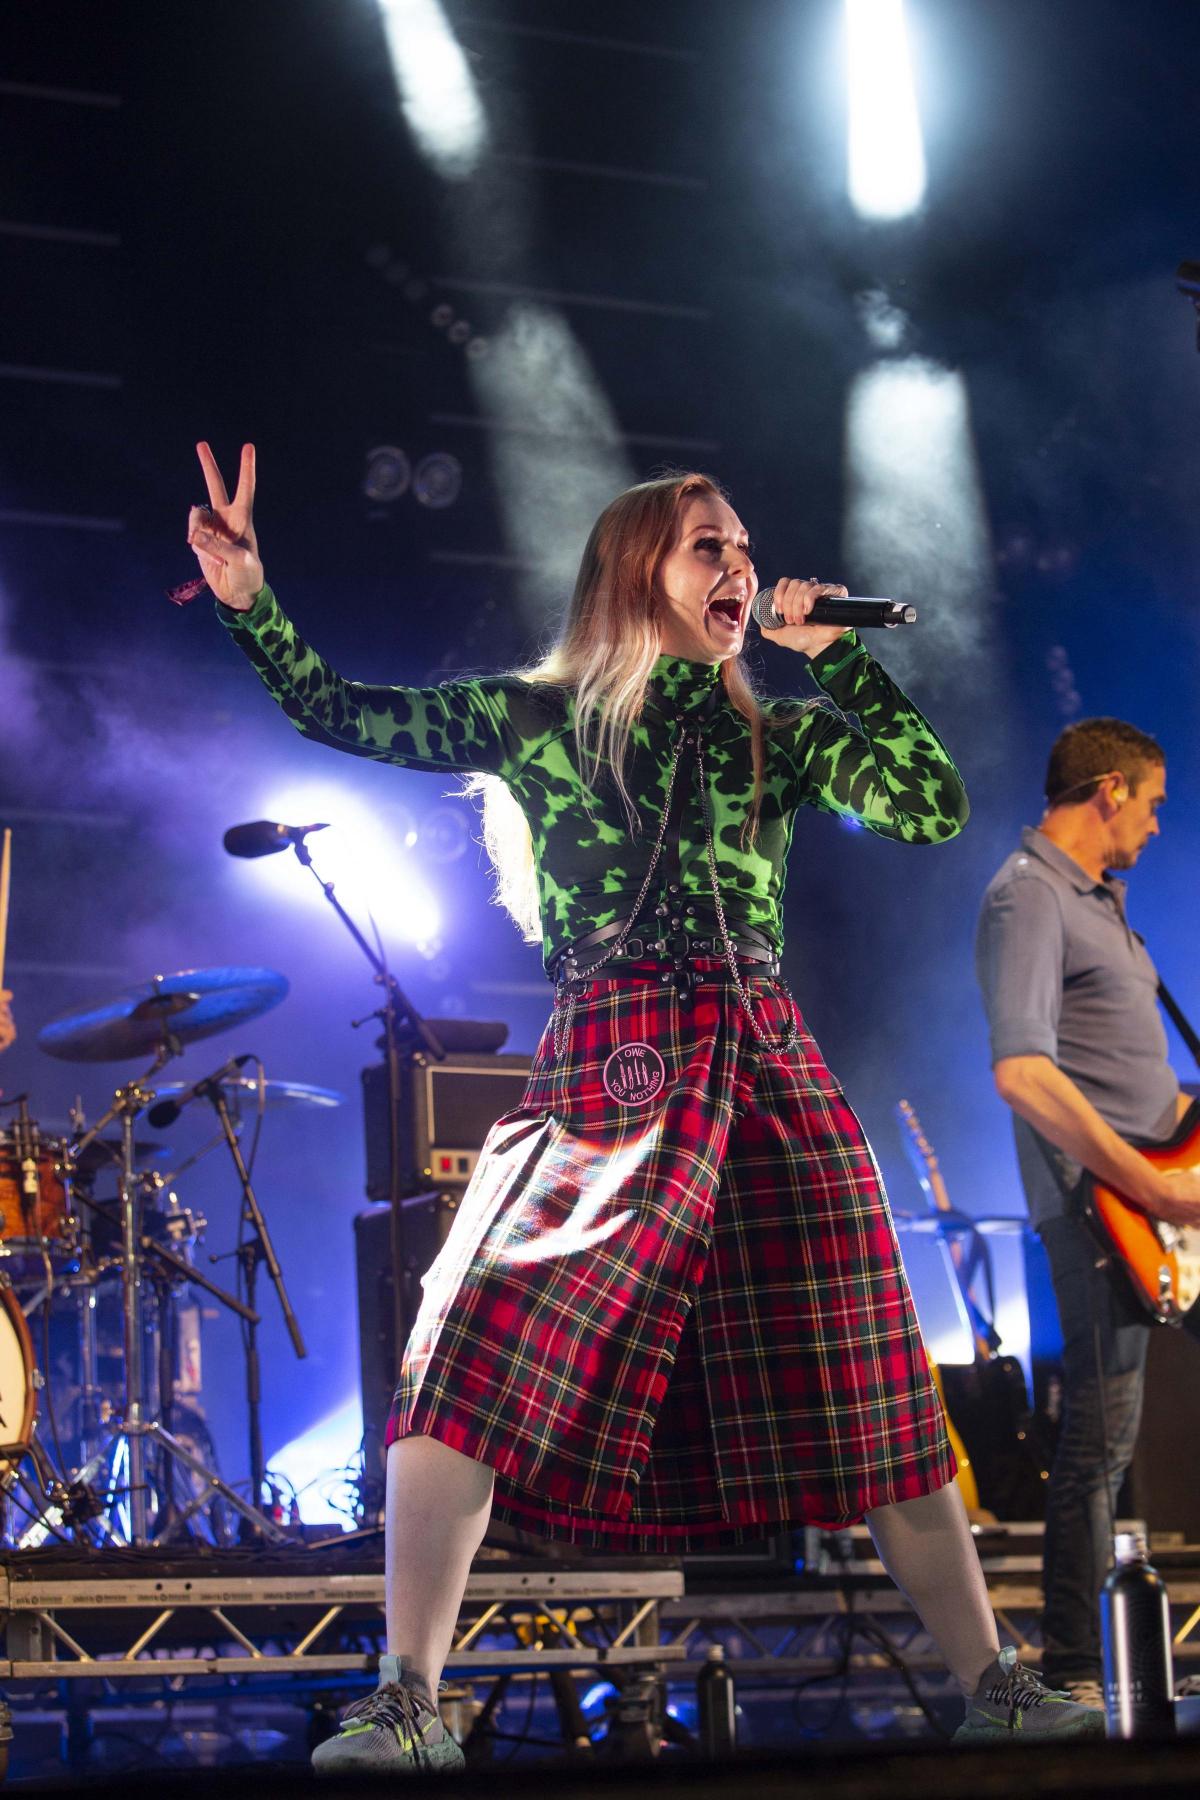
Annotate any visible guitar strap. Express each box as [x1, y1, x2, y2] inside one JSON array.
[[1158, 978, 1200, 1074]]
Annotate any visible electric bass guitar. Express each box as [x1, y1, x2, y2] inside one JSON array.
[[897, 1099, 1049, 1521], [1078, 1099, 1200, 1322]]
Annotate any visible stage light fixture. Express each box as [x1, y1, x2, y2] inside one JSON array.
[[377, 0, 487, 181], [363, 444, 412, 503], [416, 805, 470, 863], [413, 451, 463, 510], [845, 0, 926, 221]]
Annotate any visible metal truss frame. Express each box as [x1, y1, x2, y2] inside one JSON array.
[[658, 1551, 1200, 1682], [5, 1538, 1200, 1700], [0, 1562, 685, 1683]]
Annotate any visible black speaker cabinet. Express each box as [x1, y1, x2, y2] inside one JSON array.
[[354, 1194, 462, 1514], [362, 1051, 532, 1199], [1129, 1319, 1200, 1543]]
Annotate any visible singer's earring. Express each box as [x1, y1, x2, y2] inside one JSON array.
[[1112, 783, 1129, 807]]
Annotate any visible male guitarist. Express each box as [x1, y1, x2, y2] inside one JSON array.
[[975, 716, 1200, 1705]]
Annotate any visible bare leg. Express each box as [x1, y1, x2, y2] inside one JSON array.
[[384, 1434, 495, 1690], [865, 1480, 999, 1695]]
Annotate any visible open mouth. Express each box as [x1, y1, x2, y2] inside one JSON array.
[[707, 597, 745, 630]]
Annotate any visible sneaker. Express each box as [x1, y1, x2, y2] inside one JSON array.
[[312, 1655, 466, 1775], [953, 1647, 1105, 1743]]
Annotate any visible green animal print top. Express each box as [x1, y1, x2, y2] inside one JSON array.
[[220, 587, 968, 969]]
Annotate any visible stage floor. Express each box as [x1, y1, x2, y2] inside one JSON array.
[[3, 1527, 1200, 1781]]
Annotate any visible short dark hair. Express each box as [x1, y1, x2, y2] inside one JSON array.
[[1044, 717, 1164, 807]]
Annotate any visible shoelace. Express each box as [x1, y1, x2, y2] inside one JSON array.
[[987, 1662, 1056, 1714], [342, 1681, 435, 1759]]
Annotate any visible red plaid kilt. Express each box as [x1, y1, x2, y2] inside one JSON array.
[[388, 965, 954, 1550]]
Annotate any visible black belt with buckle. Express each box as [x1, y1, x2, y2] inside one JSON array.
[[549, 916, 781, 987]]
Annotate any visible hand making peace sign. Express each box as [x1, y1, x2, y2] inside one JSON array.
[[187, 441, 263, 611]]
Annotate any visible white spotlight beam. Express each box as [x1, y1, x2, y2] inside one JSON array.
[[470, 301, 636, 626], [845, 0, 926, 221], [843, 357, 993, 696], [378, 0, 488, 181]]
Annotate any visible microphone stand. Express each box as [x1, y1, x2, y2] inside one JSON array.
[[200, 1076, 306, 1527], [288, 839, 446, 1477], [68, 1052, 287, 1546]]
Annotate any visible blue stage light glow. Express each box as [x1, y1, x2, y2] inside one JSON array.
[[237, 782, 441, 954], [268, 1393, 363, 1528], [580, 1681, 617, 1717]]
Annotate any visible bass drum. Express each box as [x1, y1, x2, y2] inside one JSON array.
[[0, 1280, 36, 1474]]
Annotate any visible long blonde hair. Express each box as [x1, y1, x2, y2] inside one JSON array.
[[467, 473, 768, 942]]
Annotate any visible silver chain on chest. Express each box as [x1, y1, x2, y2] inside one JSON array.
[[694, 735, 799, 1055], [553, 713, 799, 1058], [552, 729, 687, 1057]]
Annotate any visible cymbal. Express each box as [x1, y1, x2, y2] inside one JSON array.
[[148, 1076, 343, 1112], [37, 967, 289, 1063], [894, 1210, 1028, 1236]]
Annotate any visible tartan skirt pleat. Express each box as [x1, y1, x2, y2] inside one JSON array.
[[387, 967, 954, 1550]]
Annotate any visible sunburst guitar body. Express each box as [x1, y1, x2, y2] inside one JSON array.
[[1081, 1100, 1200, 1322]]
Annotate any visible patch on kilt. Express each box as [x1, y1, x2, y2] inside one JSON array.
[[602, 1043, 666, 1106]]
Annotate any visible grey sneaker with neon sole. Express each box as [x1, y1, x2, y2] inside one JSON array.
[[312, 1655, 466, 1776], [953, 1647, 1105, 1743]]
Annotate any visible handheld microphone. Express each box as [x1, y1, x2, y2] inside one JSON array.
[[751, 591, 917, 631], [223, 819, 330, 859], [147, 1054, 255, 1129]]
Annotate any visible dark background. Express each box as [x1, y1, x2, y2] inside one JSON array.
[[3, 0, 1198, 1512]]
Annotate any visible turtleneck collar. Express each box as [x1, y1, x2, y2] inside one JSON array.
[[648, 653, 724, 711]]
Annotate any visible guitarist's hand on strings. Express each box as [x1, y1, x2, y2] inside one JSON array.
[[995, 1054, 1200, 1228], [1146, 1167, 1200, 1229]]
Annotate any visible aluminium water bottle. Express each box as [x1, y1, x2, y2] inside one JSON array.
[[697, 1643, 737, 1756], [1101, 1531, 1175, 1738]]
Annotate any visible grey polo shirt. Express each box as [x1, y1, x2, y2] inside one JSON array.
[[974, 826, 1178, 1227]]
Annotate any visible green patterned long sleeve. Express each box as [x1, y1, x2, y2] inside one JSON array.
[[221, 589, 967, 965], [787, 634, 970, 843]]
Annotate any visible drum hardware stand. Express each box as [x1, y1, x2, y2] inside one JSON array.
[[67, 1046, 287, 1546], [199, 1078, 306, 1533], [0, 1266, 110, 1548], [285, 836, 445, 1417]]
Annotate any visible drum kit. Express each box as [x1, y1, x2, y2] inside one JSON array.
[[0, 965, 342, 1549]]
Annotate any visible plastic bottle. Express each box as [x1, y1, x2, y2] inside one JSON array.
[[696, 1643, 737, 1757], [1101, 1531, 1175, 1738]]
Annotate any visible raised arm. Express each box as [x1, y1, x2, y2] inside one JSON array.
[[787, 635, 969, 843], [220, 586, 522, 774], [187, 441, 525, 775]]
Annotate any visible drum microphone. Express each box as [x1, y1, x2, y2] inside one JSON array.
[[751, 591, 917, 630], [223, 819, 330, 858], [14, 1097, 40, 1203], [147, 1055, 255, 1129]]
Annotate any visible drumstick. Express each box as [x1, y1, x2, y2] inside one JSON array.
[[0, 827, 10, 991]]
